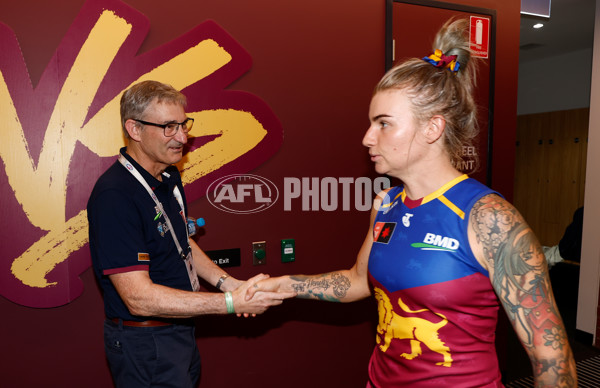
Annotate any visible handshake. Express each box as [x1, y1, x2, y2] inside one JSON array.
[[223, 273, 295, 317]]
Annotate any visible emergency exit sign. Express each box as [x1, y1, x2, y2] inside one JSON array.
[[469, 16, 490, 59]]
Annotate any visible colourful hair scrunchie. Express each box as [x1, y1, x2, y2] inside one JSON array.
[[422, 49, 460, 73]]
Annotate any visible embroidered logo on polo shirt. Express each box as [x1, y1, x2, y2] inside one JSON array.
[[373, 222, 396, 244], [138, 253, 150, 262]]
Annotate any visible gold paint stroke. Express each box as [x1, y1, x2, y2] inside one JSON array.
[[10, 211, 89, 288], [5, 10, 250, 288], [179, 109, 268, 184]]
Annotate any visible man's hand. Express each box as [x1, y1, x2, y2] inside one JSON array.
[[230, 274, 296, 316], [244, 275, 287, 302]]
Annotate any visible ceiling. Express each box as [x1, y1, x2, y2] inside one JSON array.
[[519, 0, 596, 63]]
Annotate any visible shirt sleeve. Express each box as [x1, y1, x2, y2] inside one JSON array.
[[88, 188, 150, 275]]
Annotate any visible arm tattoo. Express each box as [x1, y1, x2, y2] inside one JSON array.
[[471, 195, 576, 386], [289, 272, 351, 302]]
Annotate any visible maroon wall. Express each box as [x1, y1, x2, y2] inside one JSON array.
[[0, 0, 519, 387]]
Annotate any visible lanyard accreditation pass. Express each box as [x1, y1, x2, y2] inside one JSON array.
[[118, 154, 200, 292]]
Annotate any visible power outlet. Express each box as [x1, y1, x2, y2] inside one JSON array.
[[252, 241, 266, 265]]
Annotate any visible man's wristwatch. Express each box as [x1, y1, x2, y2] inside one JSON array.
[[215, 274, 229, 290]]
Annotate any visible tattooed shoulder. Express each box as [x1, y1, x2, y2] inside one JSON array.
[[470, 194, 545, 287], [471, 195, 518, 258], [471, 195, 538, 260]]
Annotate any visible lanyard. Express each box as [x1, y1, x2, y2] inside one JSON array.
[[118, 154, 200, 291], [118, 154, 188, 258]]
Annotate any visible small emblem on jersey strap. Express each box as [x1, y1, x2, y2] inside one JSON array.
[[382, 199, 399, 214], [402, 213, 413, 227], [373, 222, 396, 244]]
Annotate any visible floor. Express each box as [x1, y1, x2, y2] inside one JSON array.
[[502, 261, 600, 385], [506, 355, 600, 387]]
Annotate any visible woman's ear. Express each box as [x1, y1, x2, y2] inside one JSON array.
[[124, 119, 142, 142], [424, 115, 446, 144]]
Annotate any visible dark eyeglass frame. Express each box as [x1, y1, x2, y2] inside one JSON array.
[[133, 118, 194, 137]]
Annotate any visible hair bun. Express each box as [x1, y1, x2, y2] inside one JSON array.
[[432, 18, 472, 75]]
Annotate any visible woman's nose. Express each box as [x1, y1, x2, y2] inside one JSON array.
[[362, 126, 376, 147]]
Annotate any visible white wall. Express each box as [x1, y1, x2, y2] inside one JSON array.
[[576, 0, 600, 340], [518, 48, 593, 115]]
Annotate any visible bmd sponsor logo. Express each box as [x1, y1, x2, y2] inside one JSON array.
[[411, 233, 460, 252], [207, 174, 279, 214]]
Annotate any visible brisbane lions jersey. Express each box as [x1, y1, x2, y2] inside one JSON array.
[[367, 175, 504, 387]]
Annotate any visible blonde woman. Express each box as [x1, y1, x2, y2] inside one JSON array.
[[249, 19, 577, 387]]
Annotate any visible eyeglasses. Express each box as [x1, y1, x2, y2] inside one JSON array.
[[134, 118, 194, 137]]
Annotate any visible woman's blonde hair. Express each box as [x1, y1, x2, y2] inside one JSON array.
[[374, 18, 479, 171]]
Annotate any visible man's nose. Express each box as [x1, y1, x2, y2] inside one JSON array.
[[173, 125, 188, 144]]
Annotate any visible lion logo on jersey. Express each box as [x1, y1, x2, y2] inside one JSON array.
[[374, 287, 453, 367]]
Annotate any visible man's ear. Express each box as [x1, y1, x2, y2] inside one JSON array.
[[124, 119, 142, 142], [424, 115, 446, 144]]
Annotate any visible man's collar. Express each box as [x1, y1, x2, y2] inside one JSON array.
[[120, 147, 164, 186]]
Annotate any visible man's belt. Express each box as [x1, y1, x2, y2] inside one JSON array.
[[111, 318, 172, 327]]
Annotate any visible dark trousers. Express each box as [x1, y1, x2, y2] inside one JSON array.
[[104, 319, 201, 388]]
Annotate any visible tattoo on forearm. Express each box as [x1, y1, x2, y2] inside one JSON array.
[[471, 195, 576, 386], [290, 272, 351, 302]]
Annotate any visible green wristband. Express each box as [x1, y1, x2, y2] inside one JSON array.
[[224, 291, 235, 314]]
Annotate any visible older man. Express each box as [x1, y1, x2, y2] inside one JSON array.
[[87, 80, 293, 387]]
